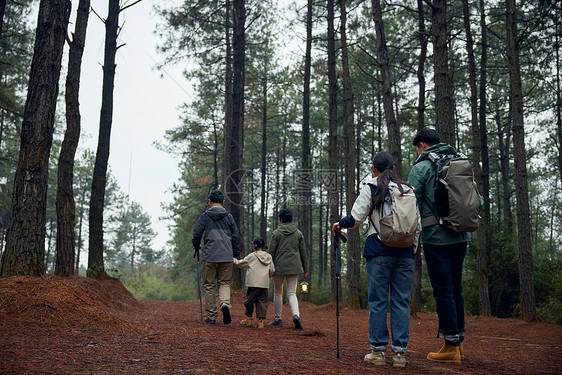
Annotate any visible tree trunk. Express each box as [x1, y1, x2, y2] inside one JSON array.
[[411, 0, 428, 315], [0, 0, 6, 37], [506, 0, 536, 322], [431, 0, 455, 146], [371, 0, 402, 176], [56, 0, 90, 277], [463, 0, 491, 316], [75, 186, 86, 274], [416, 0, 428, 132], [339, 0, 360, 309], [224, 0, 245, 265], [327, 0, 340, 302], [260, 76, 267, 241], [88, 0, 120, 277], [223, 0, 233, 190], [496, 101, 513, 232], [553, 7, 562, 187], [300, 0, 313, 280], [1, 0, 70, 277]]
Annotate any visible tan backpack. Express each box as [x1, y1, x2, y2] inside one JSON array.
[[369, 184, 418, 248]]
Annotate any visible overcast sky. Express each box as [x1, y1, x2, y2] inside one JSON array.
[[77, 0, 189, 252]]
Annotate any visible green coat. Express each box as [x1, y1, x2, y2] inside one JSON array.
[[408, 143, 471, 246], [268, 222, 308, 275]]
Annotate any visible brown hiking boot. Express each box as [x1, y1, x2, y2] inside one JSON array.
[[459, 342, 464, 358], [239, 316, 253, 327], [427, 344, 461, 363], [257, 319, 264, 329]]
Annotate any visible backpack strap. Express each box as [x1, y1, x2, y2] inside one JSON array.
[[420, 152, 444, 228], [367, 184, 381, 235]]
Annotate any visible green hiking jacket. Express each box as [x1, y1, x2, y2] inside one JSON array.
[[408, 143, 471, 246], [268, 222, 308, 275]]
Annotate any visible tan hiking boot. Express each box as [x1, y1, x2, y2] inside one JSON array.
[[257, 319, 264, 329], [459, 342, 464, 358], [392, 353, 406, 367], [427, 344, 461, 363], [364, 351, 386, 366], [239, 316, 253, 327]]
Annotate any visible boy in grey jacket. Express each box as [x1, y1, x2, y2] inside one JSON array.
[[193, 190, 240, 324]]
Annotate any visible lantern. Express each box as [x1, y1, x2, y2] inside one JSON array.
[[300, 280, 310, 294]]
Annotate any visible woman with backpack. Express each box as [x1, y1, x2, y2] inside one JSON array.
[[332, 151, 420, 368]]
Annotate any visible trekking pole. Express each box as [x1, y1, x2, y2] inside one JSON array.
[[334, 231, 347, 359], [193, 248, 203, 322]]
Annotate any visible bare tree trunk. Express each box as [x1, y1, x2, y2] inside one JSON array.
[[506, 0, 536, 322], [88, 0, 120, 277], [300, 0, 313, 279], [556, 4, 562, 186], [0, 0, 6, 37], [339, 0, 360, 308], [226, 0, 244, 237], [495, 101, 513, 232], [1, 0, 70, 276], [463, 0, 491, 316], [260, 76, 267, 241], [223, 0, 233, 190], [411, 0, 428, 315], [327, 0, 340, 302], [56, 0, 90, 276], [431, 0, 455, 146], [213, 121, 219, 190], [75, 187, 86, 275], [416, 0, 428, 132], [371, 0, 403, 176]]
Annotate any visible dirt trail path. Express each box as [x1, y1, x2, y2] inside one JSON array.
[[0, 276, 560, 374]]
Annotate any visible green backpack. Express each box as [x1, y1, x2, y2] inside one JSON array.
[[422, 152, 481, 232]]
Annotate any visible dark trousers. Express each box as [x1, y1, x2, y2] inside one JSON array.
[[244, 287, 268, 319], [423, 242, 467, 344]]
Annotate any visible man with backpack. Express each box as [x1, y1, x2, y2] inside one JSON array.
[[333, 151, 420, 367], [408, 127, 478, 363]]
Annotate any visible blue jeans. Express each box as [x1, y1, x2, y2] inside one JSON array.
[[366, 256, 414, 354], [423, 242, 467, 345]]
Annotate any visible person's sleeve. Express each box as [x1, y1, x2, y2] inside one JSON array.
[[299, 232, 308, 273], [229, 215, 241, 259], [233, 254, 250, 268], [192, 214, 206, 249], [268, 233, 279, 260], [269, 259, 275, 277], [408, 165, 425, 203], [339, 184, 372, 229]]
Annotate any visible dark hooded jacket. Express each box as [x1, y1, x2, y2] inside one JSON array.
[[192, 206, 240, 262], [267, 222, 307, 275]]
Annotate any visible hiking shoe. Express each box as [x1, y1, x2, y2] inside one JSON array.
[[427, 343, 461, 363], [392, 353, 406, 367], [239, 316, 253, 327], [364, 351, 386, 366], [257, 319, 264, 329], [203, 318, 216, 324], [221, 305, 231, 325], [268, 319, 283, 326], [293, 315, 303, 330]]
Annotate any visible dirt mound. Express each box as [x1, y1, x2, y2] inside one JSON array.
[[0, 275, 141, 332]]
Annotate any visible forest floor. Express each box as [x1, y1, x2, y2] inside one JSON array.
[[0, 275, 560, 375]]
